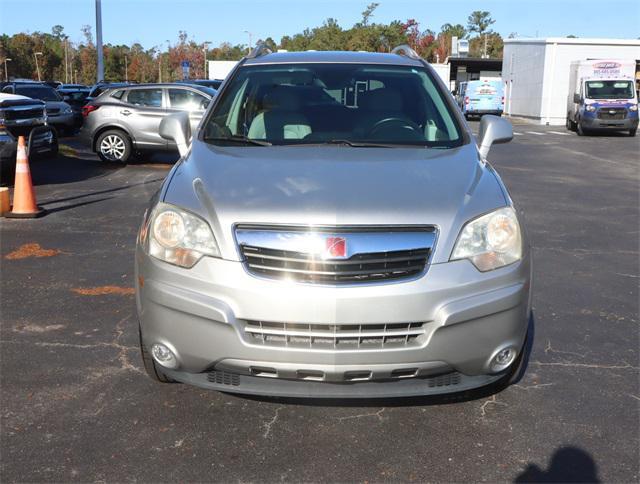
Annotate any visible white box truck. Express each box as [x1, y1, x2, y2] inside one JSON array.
[[566, 59, 638, 136]]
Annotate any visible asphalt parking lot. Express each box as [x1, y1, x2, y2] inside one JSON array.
[[1, 121, 638, 482]]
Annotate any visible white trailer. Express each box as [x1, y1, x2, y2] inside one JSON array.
[[503, 37, 640, 125], [208, 61, 238, 81], [429, 63, 452, 90]]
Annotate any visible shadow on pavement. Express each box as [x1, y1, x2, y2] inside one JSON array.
[[514, 446, 600, 483], [38, 177, 165, 206], [28, 153, 121, 187]]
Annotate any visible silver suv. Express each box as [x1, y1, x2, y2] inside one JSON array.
[[79, 83, 216, 163], [135, 46, 532, 398]]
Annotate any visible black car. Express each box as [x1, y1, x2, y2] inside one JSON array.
[[58, 87, 91, 128], [175, 79, 222, 90]]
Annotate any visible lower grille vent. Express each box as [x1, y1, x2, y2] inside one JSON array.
[[207, 370, 240, 386], [427, 372, 461, 387]]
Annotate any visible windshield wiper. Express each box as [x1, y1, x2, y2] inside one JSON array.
[[204, 136, 272, 146], [302, 139, 429, 148]]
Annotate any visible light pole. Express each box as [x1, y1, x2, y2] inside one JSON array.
[[244, 30, 252, 54], [95, 0, 104, 81], [124, 54, 128, 82], [64, 37, 69, 83], [34, 52, 43, 81], [158, 53, 162, 83], [3, 58, 11, 82], [203, 41, 211, 79]]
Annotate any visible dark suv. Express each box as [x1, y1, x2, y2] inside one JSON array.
[[79, 83, 216, 163], [1, 82, 75, 135]]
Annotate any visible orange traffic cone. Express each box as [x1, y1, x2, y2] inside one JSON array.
[[6, 136, 45, 218]]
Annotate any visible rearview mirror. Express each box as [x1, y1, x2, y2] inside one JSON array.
[[159, 112, 191, 157], [477, 115, 513, 159], [573, 93, 581, 104]]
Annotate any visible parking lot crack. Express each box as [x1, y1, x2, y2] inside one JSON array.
[[32, 315, 143, 375], [261, 406, 284, 439], [544, 340, 587, 359], [513, 383, 555, 390], [335, 407, 387, 422], [479, 395, 507, 419], [531, 360, 638, 370]]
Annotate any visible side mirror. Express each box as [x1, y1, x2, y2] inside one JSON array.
[[477, 115, 513, 159], [159, 112, 191, 157], [573, 93, 581, 104]]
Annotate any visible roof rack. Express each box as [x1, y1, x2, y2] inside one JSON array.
[[391, 44, 421, 60], [246, 43, 273, 59]]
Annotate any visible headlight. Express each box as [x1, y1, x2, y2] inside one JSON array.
[[146, 202, 220, 268], [585, 105, 596, 112], [451, 206, 522, 271], [630, 105, 638, 112], [63, 107, 73, 114]]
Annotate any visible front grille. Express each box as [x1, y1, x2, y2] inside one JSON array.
[[244, 320, 427, 350], [241, 245, 430, 283], [4, 107, 45, 121], [47, 108, 61, 116], [597, 108, 626, 120]]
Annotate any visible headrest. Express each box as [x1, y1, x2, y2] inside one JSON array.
[[359, 88, 403, 112], [263, 87, 302, 111]]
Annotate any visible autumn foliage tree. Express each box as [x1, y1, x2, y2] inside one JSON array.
[[0, 7, 505, 85]]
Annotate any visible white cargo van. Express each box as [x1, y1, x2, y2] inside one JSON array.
[[566, 59, 638, 136]]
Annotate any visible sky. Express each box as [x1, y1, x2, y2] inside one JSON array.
[[1, 0, 639, 49]]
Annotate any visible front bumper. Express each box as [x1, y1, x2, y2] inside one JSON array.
[[136, 248, 531, 397], [0, 127, 56, 163], [581, 115, 638, 130]]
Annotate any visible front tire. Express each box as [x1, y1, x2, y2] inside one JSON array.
[[629, 128, 637, 137], [139, 326, 174, 383], [576, 120, 587, 136], [96, 129, 132, 163]]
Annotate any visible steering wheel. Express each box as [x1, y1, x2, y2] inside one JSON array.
[[366, 117, 422, 139]]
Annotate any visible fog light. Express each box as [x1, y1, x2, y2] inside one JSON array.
[[151, 343, 178, 369], [490, 347, 516, 372]]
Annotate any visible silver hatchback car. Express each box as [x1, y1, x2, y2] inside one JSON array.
[[135, 46, 532, 398]]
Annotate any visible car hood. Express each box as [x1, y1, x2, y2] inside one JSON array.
[[164, 141, 508, 263]]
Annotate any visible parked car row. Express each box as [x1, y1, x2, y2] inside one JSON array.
[[1, 81, 76, 135]]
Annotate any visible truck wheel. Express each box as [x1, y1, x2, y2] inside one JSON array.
[[565, 116, 575, 132], [576, 121, 587, 136], [139, 326, 175, 383], [96, 129, 132, 163], [629, 128, 637, 137]]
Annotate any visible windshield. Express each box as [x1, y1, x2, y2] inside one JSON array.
[[15, 86, 61, 101], [585, 80, 634, 100], [203, 63, 463, 148]]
